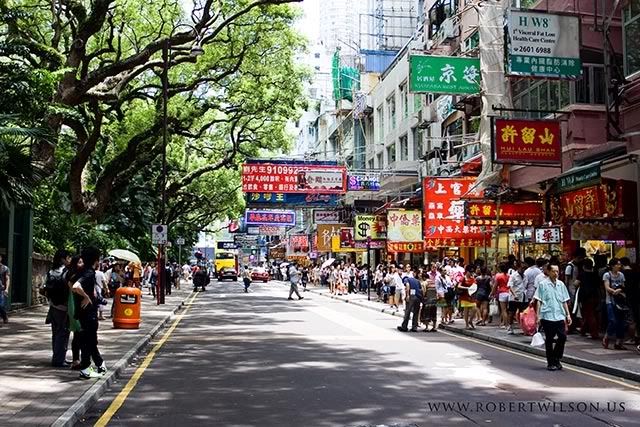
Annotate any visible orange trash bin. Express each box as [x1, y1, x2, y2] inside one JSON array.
[[112, 286, 142, 329]]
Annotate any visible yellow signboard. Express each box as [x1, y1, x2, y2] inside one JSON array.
[[387, 209, 423, 242], [354, 214, 387, 241], [331, 236, 366, 253]]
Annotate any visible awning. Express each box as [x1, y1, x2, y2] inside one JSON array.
[[552, 161, 601, 194]]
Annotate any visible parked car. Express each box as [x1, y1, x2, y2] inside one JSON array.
[[218, 267, 238, 282], [251, 267, 270, 282]]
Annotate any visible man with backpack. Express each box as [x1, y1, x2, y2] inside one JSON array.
[[43, 249, 72, 367]]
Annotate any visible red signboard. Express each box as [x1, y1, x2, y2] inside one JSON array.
[[423, 177, 489, 247], [242, 163, 346, 194], [465, 201, 543, 225], [387, 242, 425, 253], [288, 235, 309, 252], [493, 118, 561, 165]]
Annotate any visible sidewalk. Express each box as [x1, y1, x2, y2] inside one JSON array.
[[0, 285, 193, 427], [293, 282, 640, 383]]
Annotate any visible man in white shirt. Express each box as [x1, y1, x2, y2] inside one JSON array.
[[393, 265, 405, 310]]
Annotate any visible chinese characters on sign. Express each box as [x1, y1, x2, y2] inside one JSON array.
[[559, 182, 622, 221], [241, 163, 346, 194], [465, 201, 543, 226], [316, 224, 345, 252], [246, 192, 338, 207], [423, 177, 489, 247], [409, 55, 481, 95], [387, 210, 423, 243], [244, 210, 296, 226], [288, 235, 309, 253], [507, 10, 582, 79], [493, 119, 561, 165], [387, 242, 425, 253], [347, 172, 381, 191], [314, 210, 341, 224], [534, 227, 561, 244]]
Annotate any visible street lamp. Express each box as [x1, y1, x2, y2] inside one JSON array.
[[158, 23, 204, 304]]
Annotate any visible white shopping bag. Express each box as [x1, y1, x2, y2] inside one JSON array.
[[530, 331, 545, 347]]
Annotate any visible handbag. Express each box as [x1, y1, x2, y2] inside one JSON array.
[[519, 307, 538, 336], [489, 299, 499, 317]]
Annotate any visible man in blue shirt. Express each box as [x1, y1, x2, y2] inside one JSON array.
[[534, 263, 572, 371], [398, 270, 423, 332]]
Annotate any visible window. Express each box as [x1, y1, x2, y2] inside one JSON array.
[[376, 152, 383, 168], [412, 127, 423, 160], [387, 95, 396, 130], [376, 106, 384, 142], [462, 30, 479, 52], [399, 134, 409, 161], [428, 0, 457, 38], [624, 1, 640, 76], [314, 66, 320, 71], [314, 53, 321, 59], [413, 94, 422, 113], [368, 159, 374, 170], [386, 144, 396, 165], [400, 83, 408, 119]]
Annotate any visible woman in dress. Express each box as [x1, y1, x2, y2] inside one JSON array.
[[474, 266, 492, 326], [456, 265, 478, 329], [603, 258, 627, 350]]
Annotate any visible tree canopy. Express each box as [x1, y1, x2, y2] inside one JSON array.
[[1, 0, 307, 257]]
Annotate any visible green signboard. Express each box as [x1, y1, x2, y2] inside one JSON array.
[[409, 55, 481, 95], [507, 10, 582, 79], [556, 163, 601, 193]]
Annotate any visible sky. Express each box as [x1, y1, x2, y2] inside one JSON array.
[[295, 0, 320, 44]]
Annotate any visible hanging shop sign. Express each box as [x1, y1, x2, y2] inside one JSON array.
[[559, 183, 620, 221], [316, 223, 346, 252], [217, 241, 238, 250], [246, 192, 339, 207], [331, 235, 366, 253], [387, 242, 425, 253], [555, 163, 601, 193], [423, 177, 489, 247], [347, 172, 381, 191], [409, 55, 481, 95], [314, 210, 342, 224], [507, 10, 582, 79], [241, 163, 346, 194], [465, 201, 543, 226], [387, 209, 423, 243], [269, 247, 286, 260], [257, 226, 284, 236], [245, 210, 296, 226], [233, 234, 259, 248], [339, 227, 355, 249], [354, 214, 387, 241], [493, 119, 561, 165], [288, 235, 310, 253], [354, 240, 386, 250], [533, 227, 562, 244], [570, 221, 636, 241]]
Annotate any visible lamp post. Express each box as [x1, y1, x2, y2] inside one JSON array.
[[157, 24, 203, 304], [367, 235, 371, 301]]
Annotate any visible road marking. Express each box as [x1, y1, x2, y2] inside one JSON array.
[[437, 329, 640, 392], [94, 291, 200, 427]]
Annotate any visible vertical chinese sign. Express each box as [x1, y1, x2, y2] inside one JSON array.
[[386, 209, 424, 253], [316, 224, 346, 252], [423, 177, 490, 248], [493, 119, 561, 165], [409, 55, 481, 95]]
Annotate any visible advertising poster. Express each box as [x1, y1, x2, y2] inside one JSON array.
[[242, 163, 346, 194], [354, 214, 387, 241], [387, 210, 423, 243]]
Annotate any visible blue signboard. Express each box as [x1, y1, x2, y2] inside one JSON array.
[[245, 193, 339, 207]]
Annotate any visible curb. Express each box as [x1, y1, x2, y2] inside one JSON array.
[[288, 283, 640, 384], [51, 291, 195, 427], [439, 324, 640, 384]]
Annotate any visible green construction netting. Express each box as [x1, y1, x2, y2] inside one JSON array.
[[331, 51, 360, 103]]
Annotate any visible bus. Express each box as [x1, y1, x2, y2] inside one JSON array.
[[215, 251, 238, 281]]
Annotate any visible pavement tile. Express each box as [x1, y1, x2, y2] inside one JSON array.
[[0, 286, 192, 426]]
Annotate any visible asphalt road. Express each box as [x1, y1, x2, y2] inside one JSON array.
[[79, 280, 640, 427]]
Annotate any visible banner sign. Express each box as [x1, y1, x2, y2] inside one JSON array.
[[556, 163, 601, 193], [331, 235, 366, 253], [234, 234, 259, 247], [245, 210, 296, 226], [354, 214, 387, 241], [269, 247, 286, 260], [409, 55, 481, 95], [534, 227, 561, 244], [465, 201, 543, 225], [570, 221, 636, 241], [246, 192, 339, 207], [217, 241, 238, 250], [316, 224, 346, 252], [387, 209, 423, 243], [423, 177, 489, 247], [507, 10, 582, 79], [387, 242, 425, 253], [314, 210, 341, 224], [493, 119, 561, 165], [560, 182, 621, 221], [258, 226, 284, 236], [354, 240, 386, 250], [242, 163, 346, 194], [288, 235, 309, 253], [347, 172, 381, 191]]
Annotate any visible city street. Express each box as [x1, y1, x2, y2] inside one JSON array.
[[80, 280, 640, 427]]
